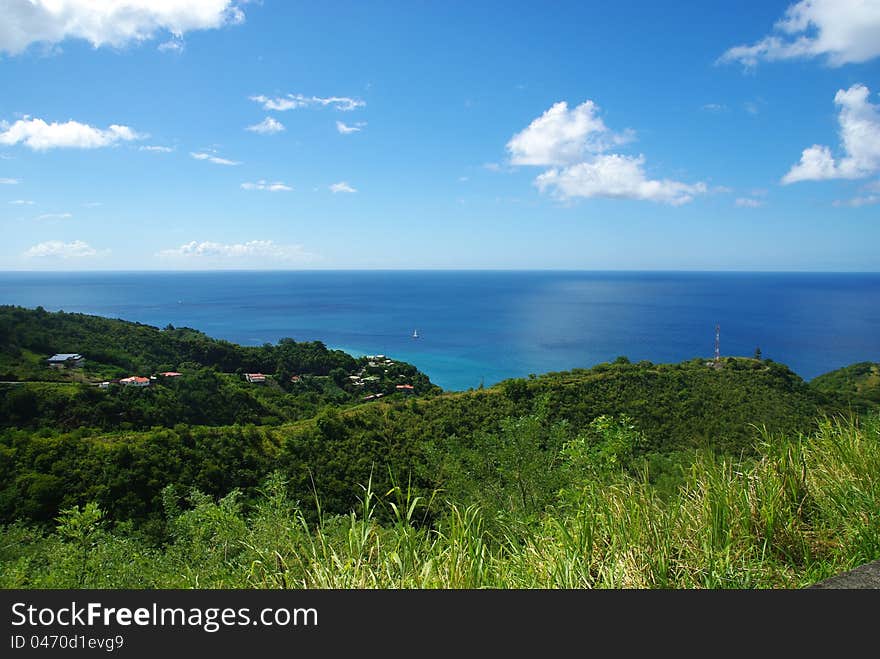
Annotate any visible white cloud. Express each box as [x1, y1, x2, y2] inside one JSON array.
[[336, 120, 366, 134], [140, 145, 174, 152], [735, 197, 765, 208], [701, 103, 728, 112], [834, 179, 880, 206], [156, 239, 314, 265], [23, 240, 97, 259], [250, 94, 365, 112], [241, 180, 292, 192], [158, 38, 185, 53], [782, 83, 880, 183], [329, 181, 356, 193], [9, 199, 34, 205], [0, 0, 247, 55], [506, 100, 633, 166], [190, 151, 240, 166], [245, 117, 285, 134], [35, 212, 72, 220], [0, 117, 141, 150], [834, 194, 880, 207], [0, 177, 19, 184], [83, 201, 102, 207], [534, 155, 707, 206], [719, 0, 880, 68], [510, 101, 706, 205]]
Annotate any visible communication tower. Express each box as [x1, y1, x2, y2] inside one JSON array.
[[714, 324, 720, 363]]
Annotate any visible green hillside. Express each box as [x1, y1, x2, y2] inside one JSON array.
[[0, 305, 438, 430], [811, 362, 880, 407], [3, 415, 878, 589], [1, 306, 878, 588], [0, 306, 869, 530]]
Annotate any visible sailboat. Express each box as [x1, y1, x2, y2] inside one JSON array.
[[412, 329, 419, 339]]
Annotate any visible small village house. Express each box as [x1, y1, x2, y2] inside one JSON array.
[[245, 373, 267, 384], [119, 376, 150, 387], [47, 353, 84, 369]]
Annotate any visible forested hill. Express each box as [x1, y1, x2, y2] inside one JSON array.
[[0, 305, 438, 429], [810, 362, 880, 407], [2, 304, 370, 378], [0, 305, 875, 533]]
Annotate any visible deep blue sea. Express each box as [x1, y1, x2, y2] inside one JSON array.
[[1, 271, 878, 391]]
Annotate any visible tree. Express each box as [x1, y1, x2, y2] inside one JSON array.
[[754, 347, 762, 361]]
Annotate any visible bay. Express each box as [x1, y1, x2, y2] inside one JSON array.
[[1, 270, 877, 391]]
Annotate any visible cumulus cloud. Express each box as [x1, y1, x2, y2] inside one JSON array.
[[782, 83, 880, 183], [0, 117, 141, 150], [190, 151, 240, 166], [140, 145, 174, 152], [23, 240, 97, 258], [0, 0, 247, 55], [507, 100, 633, 166], [241, 180, 292, 192], [0, 177, 19, 184], [245, 117, 285, 134], [719, 0, 880, 68], [735, 197, 765, 208], [250, 94, 365, 112], [336, 120, 366, 134], [329, 181, 356, 193], [156, 239, 315, 265], [534, 155, 707, 206], [509, 100, 706, 205]]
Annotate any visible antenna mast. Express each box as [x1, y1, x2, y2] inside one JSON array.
[[714, 324, 720, 363]]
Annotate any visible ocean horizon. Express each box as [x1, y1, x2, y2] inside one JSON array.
[[2, 269, 878, 391]]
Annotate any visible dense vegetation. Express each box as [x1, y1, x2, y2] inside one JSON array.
[[0, 306, 877, 588], [3, 416, 877, 588], [0, 305, 437, 430], [811, 362, 880, 407]]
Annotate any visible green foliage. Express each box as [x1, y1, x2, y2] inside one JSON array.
[[559, 414, 644, 481], [810, 362, 880, 408], [425, 414, 569, 521], [2, 304, 879, 590], [0, 305, 439, 430], [2, 415, 877, 589]]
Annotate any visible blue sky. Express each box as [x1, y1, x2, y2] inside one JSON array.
[[1, 0, 878, 271]]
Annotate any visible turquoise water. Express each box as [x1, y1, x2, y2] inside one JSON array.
[[1, 270, 878, 391]]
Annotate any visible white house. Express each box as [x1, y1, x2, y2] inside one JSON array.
[[119, 376, 150, 387]]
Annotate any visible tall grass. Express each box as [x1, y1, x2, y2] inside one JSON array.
[[2, 415, 877, 589]]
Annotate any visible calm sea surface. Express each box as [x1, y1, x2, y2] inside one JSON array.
[[1, 271, 878, 391]]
